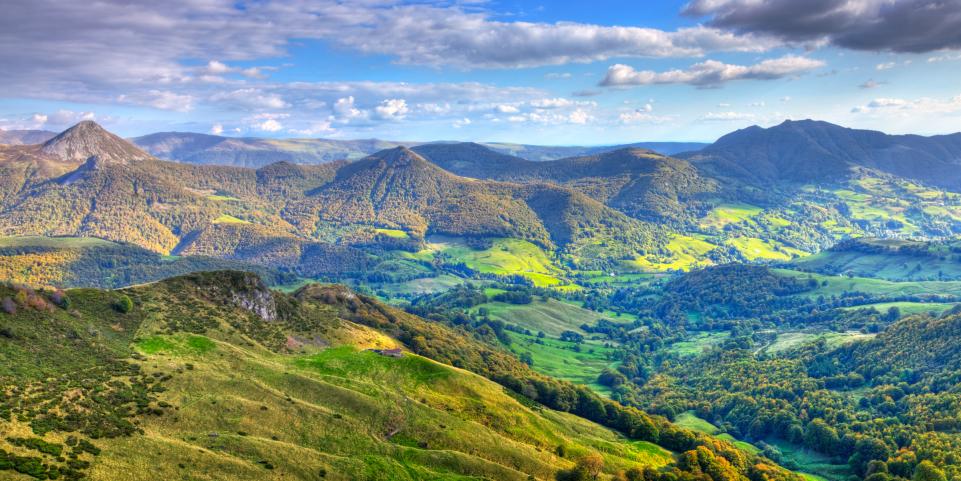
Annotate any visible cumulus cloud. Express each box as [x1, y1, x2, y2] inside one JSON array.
[[375, 99, 409, 120], [0, 0, 778, 108], [495, 104, 520, 114], [859, 79, 884, 89], [210, 123, 224, 135], [601, 55, 824, 88], [684, 0, 961, 53]]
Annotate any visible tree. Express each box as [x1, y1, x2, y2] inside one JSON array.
[[912, 461, 946, 481]]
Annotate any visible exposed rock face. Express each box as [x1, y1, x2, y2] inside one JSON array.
[[227, 273, 278, 322], [41, 120, 152, 163]]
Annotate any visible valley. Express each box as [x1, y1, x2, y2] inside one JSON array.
[[3, 119, 961, 481]]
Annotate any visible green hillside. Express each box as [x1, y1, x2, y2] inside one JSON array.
[[0, 271, 799, 481]]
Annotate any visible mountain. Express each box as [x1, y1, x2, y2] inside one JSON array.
[[41, 120, 152, 164], [0, 122, 666, 278], [133, 131, 408, 168], [0, 129, 56, 145], [483, 141, 709, 160], [0, 270, 795, 481], [290, 146, 662, 254], [413, 143, 716, 221], [683, 119, 961, 189], [131, 131, 708, 167]]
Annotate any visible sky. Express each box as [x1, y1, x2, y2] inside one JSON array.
[[1, 0, 961, 144]]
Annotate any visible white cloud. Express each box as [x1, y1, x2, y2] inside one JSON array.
[[530, 98, 575, 109], [545, 72, 572, 79], [118, 90, 194, 112], [700, 111, 757, 121], [618, 109, 672, 124], [876, 62, 896, 70], [210, 123, 224, 135], [568, 109, 592, 125], [289, 120, 335, 136], [601, 55, 824, 88], [375, 98, 409, 120], [452, 117, 472, 128], [258, 118, 283, 132], [495, 104, 520, 114], [851, 95, 961, 115], [211, 88, 287, 109], [332, 96, 366, 122]]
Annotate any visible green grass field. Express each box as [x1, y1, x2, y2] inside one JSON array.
[[776, 269, 961, 299], [507, 331, 620, 395], [632, 234, 717, 272], [700, 202, 763, 229], [472, 298, 633, 337], [212, 214, 251, 224], [726, 237, 807, 262], [838, 301, 957, 316], [666, 331, 730, 357], [375, 228, 410, 239], [428, 237, 567, 287], [759, 330, 875, 355]]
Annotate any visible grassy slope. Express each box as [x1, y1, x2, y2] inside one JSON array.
[[472, 298, 633, 337], [507, 331, 619, 395], [90, 341, 672, 481], [0, 272, 680, 481], [774, 268, 961, 298]]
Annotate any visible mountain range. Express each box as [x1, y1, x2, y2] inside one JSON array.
[[3, 119, 961, 279]]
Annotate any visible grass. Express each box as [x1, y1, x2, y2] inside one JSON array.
[[791, 243, 961, 281], [507, 331, 620, 395], [667, 332, 730, 357], [700, 202, 763, 229], [726, 237, 806, 262], [431, 237, 566, 287], [372, 275, 465, 297], [839, 301, 957, 316], [764, 438, 852, 481], [472, 298, 632, 337], [375, 228, 410, 239], [207, 194, 242, 202], [759, 330, 875, 355], [632, 234, 717, 272], [92, 341, 673, 480], [776, 269, 961, 299], [212, 214, 251, 224]]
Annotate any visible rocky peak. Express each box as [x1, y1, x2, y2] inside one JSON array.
[[41, 121, 152, 164]]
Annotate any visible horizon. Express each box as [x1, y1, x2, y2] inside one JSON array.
[[2, 1, 961, 144], [6, 117, 961, 148]]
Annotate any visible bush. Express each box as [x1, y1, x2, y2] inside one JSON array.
[[114, 295, 134, 313]]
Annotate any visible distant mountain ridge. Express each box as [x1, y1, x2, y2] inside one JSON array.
[[683, 119, 961, 189], [129, 131, 708, 167], [0, 128, 56, 145]]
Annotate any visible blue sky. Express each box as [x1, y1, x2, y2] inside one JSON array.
[[1, 0, 960, 144]]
